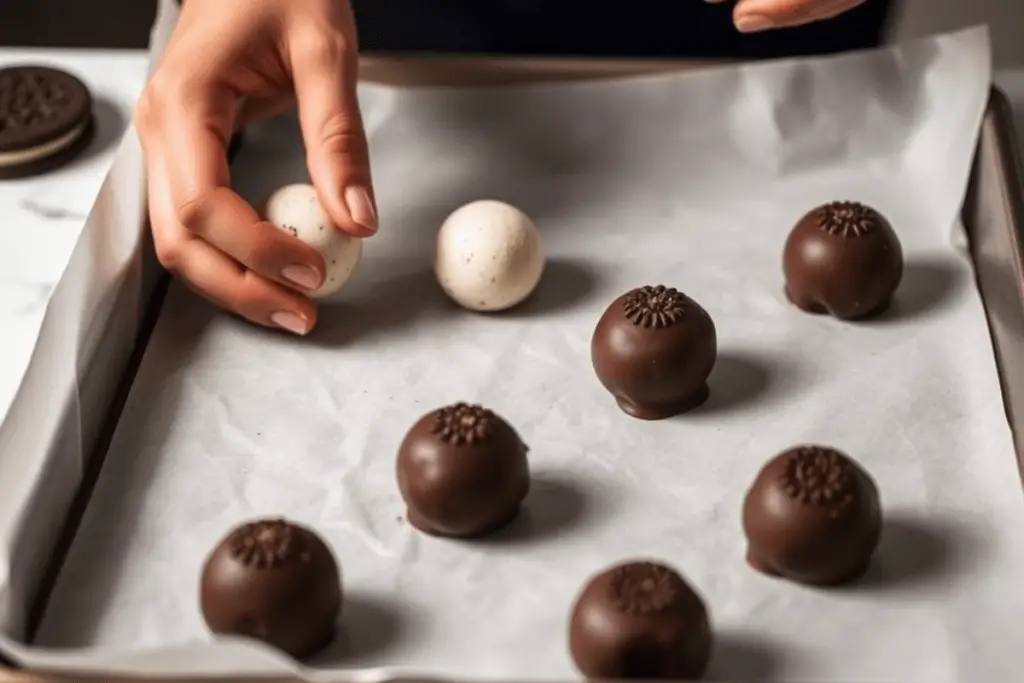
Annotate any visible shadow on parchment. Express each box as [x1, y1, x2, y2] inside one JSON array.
[[849, 511, 987, 592], [706, 630, 788, 682], [868, 257, 964, 324], [698, 349, 798, 417], [466, 472, 604, 548], [313, 591, 426, 668]]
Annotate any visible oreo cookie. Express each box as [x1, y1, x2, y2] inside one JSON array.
[[0, 66, 94, 179]]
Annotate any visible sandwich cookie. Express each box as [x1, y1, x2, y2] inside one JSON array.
[[0, 66, 95, 179]]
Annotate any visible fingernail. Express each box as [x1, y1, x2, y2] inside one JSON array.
[[270, 311, 310, 336], [281, 264, 322, 290], [345, 186, 378, 232], [736, 14, 774, 32]]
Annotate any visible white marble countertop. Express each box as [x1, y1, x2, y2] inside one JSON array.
[[0, 49, 149, 422], [0, 53, 1021, 434]]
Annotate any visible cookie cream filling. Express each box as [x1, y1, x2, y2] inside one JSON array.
[[0, 120, 88, 167]]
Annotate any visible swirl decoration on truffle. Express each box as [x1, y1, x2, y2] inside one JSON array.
[[431, 403, 495, 445], [607, 562, 685, 615], [228, 520, 310, 568], [0, 72, 67, 132], [779, 446, 855, 507], [816, 201, 879, 238], [622, 285, 687, 328]]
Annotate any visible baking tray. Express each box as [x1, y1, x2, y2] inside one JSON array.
[[0, 57, 1021, 682]]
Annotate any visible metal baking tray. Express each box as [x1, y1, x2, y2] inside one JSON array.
[[1, 65, 1023, 682]]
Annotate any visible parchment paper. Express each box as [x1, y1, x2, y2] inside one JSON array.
[[26, 27, 1024, 683]]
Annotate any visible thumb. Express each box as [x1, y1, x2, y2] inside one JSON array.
[[290, 29, 377, 236]]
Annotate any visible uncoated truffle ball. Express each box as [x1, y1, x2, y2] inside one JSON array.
[[434, 200, 545, 312], [591, 285, 717, 420], [262, 183, 363, 298], [783, 201, 903, 320], [199, 518, 342, 658], [742, 445, 882, 586], [397, 402, 530, 538], [568, 560, 713, 679]]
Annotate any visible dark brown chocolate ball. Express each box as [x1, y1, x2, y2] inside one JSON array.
[[591, 285, 717, 420], [568, 561, 713, 679], [783, 201, 903, 320], [396, 402, 529, 538], [742, 445, 882, 586], [199, 518, 341, 658]]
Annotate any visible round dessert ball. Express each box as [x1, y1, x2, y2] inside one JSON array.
[[434, 200, 545, 312], [568, 560, 713, 680], [742, 445, 882, 586], [262, 183, 363, 298], [199, 518, 342, 658], [591, 285, 717, 420], [783, 200, 903, 320], [397, 402, 530, 537]]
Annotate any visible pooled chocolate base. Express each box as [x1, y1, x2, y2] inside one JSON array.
[[405, 504, 522, 538], [615, 382, 710, 421], [783, 201, 903, 321], [784, 284, 893, 321]]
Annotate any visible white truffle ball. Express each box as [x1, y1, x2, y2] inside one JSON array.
[[262, 183, 362, 298], [434, 200, 545, 312]]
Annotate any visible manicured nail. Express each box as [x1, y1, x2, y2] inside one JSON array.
[[280, 264, 322, 290], [736, 14, 774, 32], [270, 311, 310, 335], [344, 185, 378, 232]]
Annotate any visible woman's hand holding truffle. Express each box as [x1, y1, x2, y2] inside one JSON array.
[[709, 0, 868, 33], [135, 0, 377, 336]]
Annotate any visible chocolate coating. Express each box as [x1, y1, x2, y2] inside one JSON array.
[[568, 561, 713, 679], [742, 445, 882, 586], [591, 285, 717, 420], [199, 518, 342, 658], [783, 201, 903, 320], [397, 402, 529, 538]]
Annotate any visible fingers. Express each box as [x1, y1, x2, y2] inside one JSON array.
[[143, 68, 326, 290], [289, 24, 378, 237], [148, 151, 317, 334], [136, 60, 324, 335], [731, 0, 867, 32]]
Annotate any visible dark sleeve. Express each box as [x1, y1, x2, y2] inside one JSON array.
[[354, 0, 896, 59]]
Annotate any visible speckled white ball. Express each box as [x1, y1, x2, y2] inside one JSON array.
[[434, 200, 545, 312], [262, 183, 362, 298]]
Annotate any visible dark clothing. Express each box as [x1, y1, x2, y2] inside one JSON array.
[[353, 0, 895, 59]]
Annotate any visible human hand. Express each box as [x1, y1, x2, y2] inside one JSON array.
[[135, 0, 376, 336], [707, 0, 868, 33]]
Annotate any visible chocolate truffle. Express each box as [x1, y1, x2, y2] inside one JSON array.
[[742, 445, 882, 586], [591, 285, 717, 420], [568, 560, 713, 679], [783, 201, 903, 320], [397, 402, 529, 538], [199, 518, 342, 658]]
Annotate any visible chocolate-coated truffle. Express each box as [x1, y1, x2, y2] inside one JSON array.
[[591, 285, 717, 420], [742, 445, 882, 586], [783, 201, 903, 320], [568, 560, 713, 679], [199, 518, 341, 658], [397, 402, 529, 538]]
